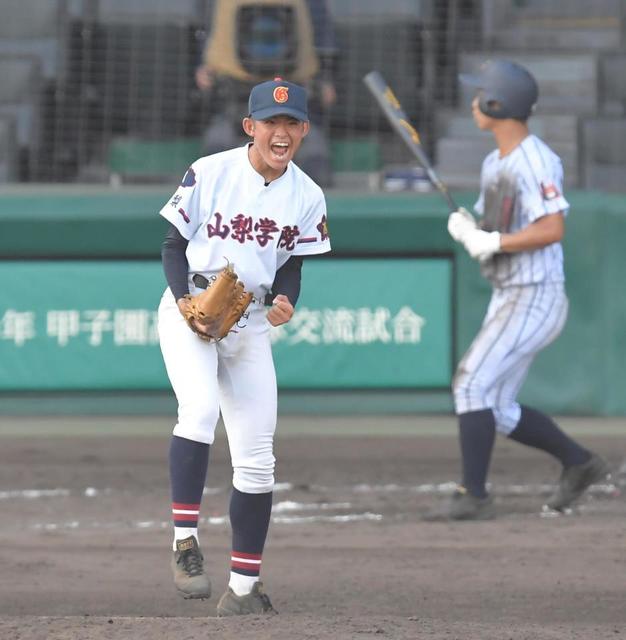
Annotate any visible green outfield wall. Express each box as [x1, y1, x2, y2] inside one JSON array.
[[0, 187, 624, 415]]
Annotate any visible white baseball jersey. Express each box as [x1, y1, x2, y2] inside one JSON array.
[[159, 144, 331, 301], [475, 134, 569, 288]]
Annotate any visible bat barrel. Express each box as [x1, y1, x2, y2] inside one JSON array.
[[363, 70, 458, 213]]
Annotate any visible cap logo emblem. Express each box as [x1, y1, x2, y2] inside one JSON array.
[[273, 86, 289, 103]]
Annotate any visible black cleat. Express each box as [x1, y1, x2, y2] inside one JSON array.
[[544, 453, 611, 512], [423, 485, 495, 521]]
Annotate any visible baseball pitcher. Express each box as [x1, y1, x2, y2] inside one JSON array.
[[157, 78, 330, 614]]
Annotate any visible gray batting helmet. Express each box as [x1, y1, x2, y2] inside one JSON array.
[[459, 59, 538, 120]]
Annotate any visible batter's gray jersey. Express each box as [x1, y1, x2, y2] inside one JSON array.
[[474, 135, 569, 288], [453, 135, 570, 433]]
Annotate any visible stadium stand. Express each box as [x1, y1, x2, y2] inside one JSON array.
[[0, 55, 43, 180], [480, 0, 623, 51], [0, 115, 18, 182], [0, 0, 68, 79], [437, 52, 595, 188], [43, 1, 203, 181], [582, 118, 626, 193], [0, 0, 625, 191], [0, 0, 69, 180], [600, 53, 626, 116], [435, 0, 626, 191], [94, 0, 200, 25]]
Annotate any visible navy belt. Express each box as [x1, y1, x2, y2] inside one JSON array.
[[192, 274, 211, 289]]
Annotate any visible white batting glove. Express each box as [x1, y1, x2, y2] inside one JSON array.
[[462, 228, 501, 261], [447, 207, 478, 243]]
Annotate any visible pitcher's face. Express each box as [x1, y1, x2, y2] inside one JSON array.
[[244, 115, 309, 181]]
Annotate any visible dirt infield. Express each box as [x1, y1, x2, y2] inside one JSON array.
[[0, 415, 624, 640]]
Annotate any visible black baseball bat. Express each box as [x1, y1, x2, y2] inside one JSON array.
[[363, 70, 458, 213]]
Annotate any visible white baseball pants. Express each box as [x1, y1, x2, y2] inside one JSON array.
[[158, 288, 277, 493], [453, 282, 568, 435]]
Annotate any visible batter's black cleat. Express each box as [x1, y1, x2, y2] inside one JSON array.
[[216, 581, 277, 617], [171, 536, 211, 599], [423, 486, 495, 521], [544, 453, 611, 512]]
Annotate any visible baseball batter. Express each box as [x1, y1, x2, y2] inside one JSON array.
[[436, 59, 610, 520], [157, 78, 330, 614]]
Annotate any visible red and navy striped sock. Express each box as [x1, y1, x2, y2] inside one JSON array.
[[171, 501, 201, 540], [169, 435, 209, 547], [228, 488, 273, 595], [230, 550, 263, 577]]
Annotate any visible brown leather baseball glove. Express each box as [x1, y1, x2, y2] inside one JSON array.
[[183, 264, 253, 341]]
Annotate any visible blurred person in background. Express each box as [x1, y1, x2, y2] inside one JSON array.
[[194, 0, 338, 187], [434, 59, 611, 521]]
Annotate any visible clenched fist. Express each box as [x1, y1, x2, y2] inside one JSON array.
[[267, 294, 294, 327]]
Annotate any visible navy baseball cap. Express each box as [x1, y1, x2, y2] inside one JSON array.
[[248, 77, 309, 122]]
